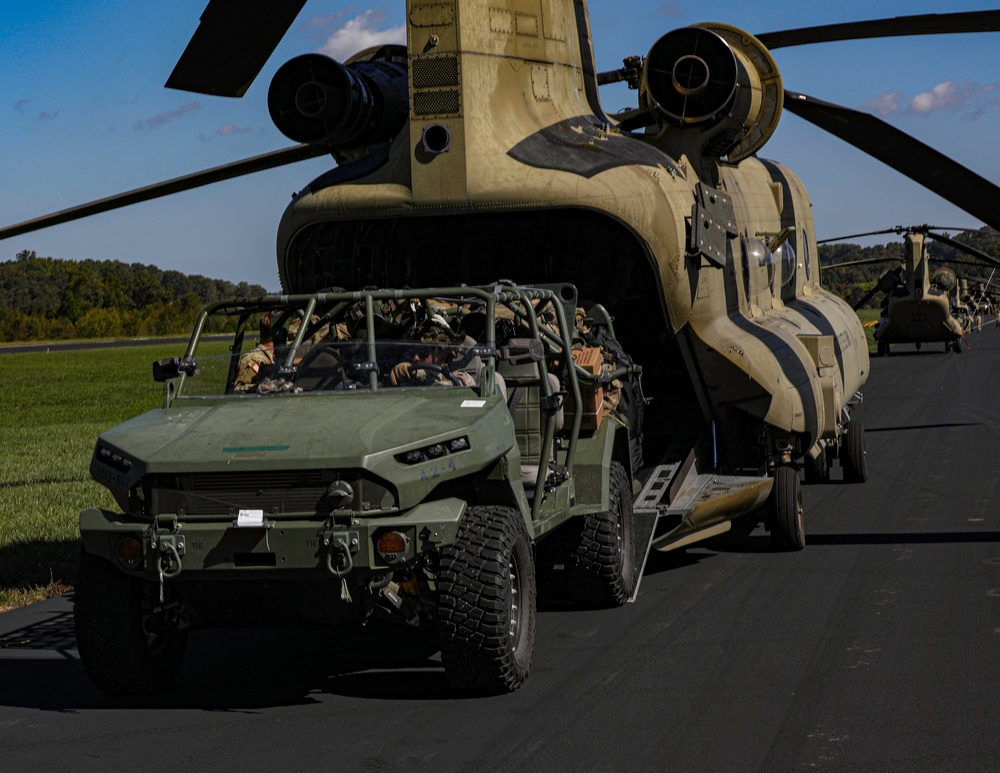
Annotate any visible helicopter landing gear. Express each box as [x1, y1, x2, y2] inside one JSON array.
[[841, 419, 868, 483], [768, 465, 805, 551], [877, 340, 889, 356], [915, 341, 921, 351], [950, 339, 962, 354], [803, 442, 830, 484]]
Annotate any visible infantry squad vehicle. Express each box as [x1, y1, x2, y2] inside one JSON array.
[[75, 283, 645, 694]]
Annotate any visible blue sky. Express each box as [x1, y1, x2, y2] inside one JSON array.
[[3, 1, 999, 290]]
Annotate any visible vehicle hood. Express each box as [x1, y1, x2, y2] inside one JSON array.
[[97, 392, 512, 474]]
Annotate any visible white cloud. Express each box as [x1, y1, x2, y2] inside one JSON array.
[[905, 80, 1000, 119], [217, 124, 252, 136], [909, 80, 975, 113], [317, 10, 406, 62], [655, 1, 682, 16], [134, 102, 200, 131], [860, 91, 902, 118], [860, 81, 1000, 121]]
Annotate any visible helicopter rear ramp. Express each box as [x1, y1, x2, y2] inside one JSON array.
[[629, 457, 773, 602]]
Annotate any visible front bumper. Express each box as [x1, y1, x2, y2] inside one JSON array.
[[80, 497, 468, 580]]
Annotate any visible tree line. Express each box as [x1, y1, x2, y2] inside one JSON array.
[[4, 230, 999, 342], [0, 251, 271, 342]]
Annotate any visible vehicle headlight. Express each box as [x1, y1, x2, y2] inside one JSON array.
[[395, 436, 470, 465], [97, 444, 133, 473]]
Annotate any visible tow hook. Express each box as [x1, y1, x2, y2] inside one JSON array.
[[322, 529, 360, 603], [323, 530, 360, 578], [149, 527, 185, 602]]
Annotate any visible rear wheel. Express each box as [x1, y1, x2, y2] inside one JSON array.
[[563, 461, 636, 607], [842, 419, 868, 483], [74, 550, 187, 694], [769, 466, 805, 551], [437, 506, 536, 693]]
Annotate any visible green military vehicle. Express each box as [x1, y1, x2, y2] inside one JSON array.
[[75, 283, 643, 694]]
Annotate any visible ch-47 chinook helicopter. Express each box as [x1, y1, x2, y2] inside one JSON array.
[[822, 225, 1000, 355], [6, 1, 1000, 555]]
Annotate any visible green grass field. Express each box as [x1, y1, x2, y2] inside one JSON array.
[[0, 343, 183, 609]]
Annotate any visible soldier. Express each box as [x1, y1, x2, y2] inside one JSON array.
[[233, 314, 275, 392], [389, 316, 476, 387]]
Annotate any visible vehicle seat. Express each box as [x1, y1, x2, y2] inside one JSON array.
[[496, 360, 563, 488]]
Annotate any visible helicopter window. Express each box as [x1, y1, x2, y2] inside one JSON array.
[[776, 241, 796, 289], [800, 236, 811, 282], [742, 237, 774, 307]]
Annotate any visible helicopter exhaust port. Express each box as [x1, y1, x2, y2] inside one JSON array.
[[639, 23, 783, 162], [643, 27, 739, 125], [421, 124, 452, 155], [268, 52, 408, 150]]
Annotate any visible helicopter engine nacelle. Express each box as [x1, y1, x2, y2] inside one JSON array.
[[931, 267, 958, 293], [640, 24, 783, 162], [267, 53, 408, 151]]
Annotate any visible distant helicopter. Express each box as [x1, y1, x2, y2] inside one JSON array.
[[6, 2, 1000, 553], [823, 225, 1000, 355]]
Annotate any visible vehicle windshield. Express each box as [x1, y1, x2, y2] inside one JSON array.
[[175, 296, 495, 399]]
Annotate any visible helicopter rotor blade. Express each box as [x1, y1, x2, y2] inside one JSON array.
[[166, 0, 308, 97], [817, 228, 904, 244], [926, 231, 1000, 269], [0, 144, 328, 241], [783, 91, 1000, 233], [821, 257, 900, 270], [756, 10, 1000, 50], [818, 225, 979, 244], [851, 284, 883, 312]]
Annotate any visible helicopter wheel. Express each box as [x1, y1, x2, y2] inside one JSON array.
[[841, 419, 868, 483], [915, 341, 921, 351], [768, 466, 805, 551], [877, 340, 889, 357], [803, 443, 830, 484]]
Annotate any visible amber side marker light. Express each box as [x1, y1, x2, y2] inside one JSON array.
[[376, 531, 410, 564], [116, 537, 143, 570]]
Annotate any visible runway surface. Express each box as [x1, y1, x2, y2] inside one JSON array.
[[3, 331, 1000, 772]]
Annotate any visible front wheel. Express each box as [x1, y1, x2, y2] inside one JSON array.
[[74, 550, 187, 695], [437, 506, 536, 693], [563, 461, 636, 607], [769, 466, 805, 551]]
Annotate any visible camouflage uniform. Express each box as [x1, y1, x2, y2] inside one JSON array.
[[234, 345, 275, 392]]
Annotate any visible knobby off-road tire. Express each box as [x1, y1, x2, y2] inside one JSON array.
[[842, 419, 868, 483], [769, 465, 805, 551], [563, 461, 637, 607], [437, 506, 536, 693], [74, 550, 187, 695]]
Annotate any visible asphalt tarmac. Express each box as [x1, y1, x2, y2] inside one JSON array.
[[3, 330, 1000, 772]]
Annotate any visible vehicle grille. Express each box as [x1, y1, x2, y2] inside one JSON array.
[[144, 469, 395, 517]]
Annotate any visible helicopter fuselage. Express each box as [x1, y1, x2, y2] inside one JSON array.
[[271, 1, 868, 472]]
